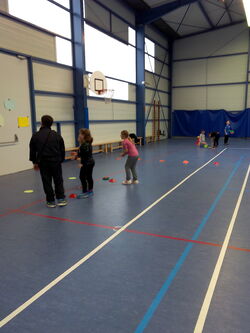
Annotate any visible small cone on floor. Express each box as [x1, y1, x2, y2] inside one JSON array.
[[213, 162, 220, 166], [159, 160, 165, 163], [183, 160, 189, 165], [69, 193, 77, 198], [102, 177, 110, 181], [109, 178, 117, 183]]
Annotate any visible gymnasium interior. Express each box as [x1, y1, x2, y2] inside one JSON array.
[[1, 0, 250, 332]]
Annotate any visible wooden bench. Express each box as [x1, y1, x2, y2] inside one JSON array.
[[146, 136, 153, 144], [65, 136, 143, 160], [65, 142, 108, 160]]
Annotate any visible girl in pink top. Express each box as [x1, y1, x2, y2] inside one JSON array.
[[120, 130, 139, 185]]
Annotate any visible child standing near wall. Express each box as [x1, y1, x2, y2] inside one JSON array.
[[209, 131, 220, 148], [121, 130, 139, 185], [199, 130, 207, 146], [224, 120, 232, 145], [73, 129, 95, 199]]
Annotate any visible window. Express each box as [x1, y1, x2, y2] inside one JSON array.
[[8, 0, 71, 38], [145, 55, 155, 73], [145, 37, 155, 57], [145, 38, 155, 73], [85, 24, 136, 83], [128, 27, 136, 46], [56, 37, 72, 66]]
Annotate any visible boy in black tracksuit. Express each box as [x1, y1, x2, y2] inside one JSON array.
[[29, 115, 67, 208], [209, 131, 220, 148]]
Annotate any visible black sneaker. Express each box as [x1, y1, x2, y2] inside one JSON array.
[[47, 201, 56, 208], [57, 199, 68, 207]]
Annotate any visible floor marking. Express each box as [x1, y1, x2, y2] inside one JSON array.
[[194, 164, 250, 333], [19, 211, 115, 231], [17, 210, 250, 254], [0, 149, 227, 328], [229, 148, 250, 150], [135, 156, 243, 333]]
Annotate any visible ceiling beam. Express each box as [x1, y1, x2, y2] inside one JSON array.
[[198, 1, 214, 28], [136, 0, 198, 25]]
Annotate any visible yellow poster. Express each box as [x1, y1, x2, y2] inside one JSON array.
[[18, 116, 29, 128]]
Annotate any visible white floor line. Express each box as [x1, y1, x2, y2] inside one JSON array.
[[0, 148, 227, 328], [194, 164, 250, 333]]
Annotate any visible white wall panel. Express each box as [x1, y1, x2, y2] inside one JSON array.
[[145, 25, 168, 49], [90, 122, 136, 142], [173, 87, 207, 110], [207, 85, 245, 111], [97, 0, 135, 25], [247, 86, 250, 108], [35, 96, 74, 120], [157, 77, 169, 92], [207, 55, 247, 84], [128, 84, 136, 102], [174, 23, 248, 60], [88, 99, 136, 121], [85, 0, 110, 32], [33, 63, 73, 93], [60, 124, 75, 148], [174, 60, 207, 86], [155, 44, 168, 62], [155, 61, 169, 77], [158, 92, 169, 106], [145, 89, 156, 104], [0, 0, 8, 12], [0, 53, 32, 175], [111, 15, 128, 43], [0, 16, 56, 60]]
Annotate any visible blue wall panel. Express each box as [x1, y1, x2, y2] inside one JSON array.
[[173, 109, 250, 137]]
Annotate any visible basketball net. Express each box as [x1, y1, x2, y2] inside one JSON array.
[[97, 89, 114, 104]]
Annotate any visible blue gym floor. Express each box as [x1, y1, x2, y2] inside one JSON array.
[[1, 138, 250, 333]]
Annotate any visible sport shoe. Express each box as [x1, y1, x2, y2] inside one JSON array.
[[47, 201, 56, 208], [122, 180, 132, 185], [57, 199, 68, 207], [132, 180, 139, 184], [77, 192, 89, 199]]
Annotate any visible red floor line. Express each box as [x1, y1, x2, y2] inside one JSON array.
[[17, 210, 250, 254], [125, 229, 222, 247], [22, 210, 250, 253], [18, 210, 115, 231]]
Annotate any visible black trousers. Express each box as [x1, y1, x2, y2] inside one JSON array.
[[214, 138, 219, 147], [80, 162, 95, 193], [39, 161, 65, 202], [224, 135, 229, 144]]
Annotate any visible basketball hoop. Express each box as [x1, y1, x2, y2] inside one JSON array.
[[102, 89, 114, 104]]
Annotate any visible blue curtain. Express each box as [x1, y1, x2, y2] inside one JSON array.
[[172, 109, 250, 137]]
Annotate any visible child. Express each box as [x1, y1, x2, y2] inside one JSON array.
[[74, 129, 95, 199], [29, 115, 67, 208], [199, 130, 207, 146], [120, 130, 139, 185], [224, 120, 232, 145], [209, 131, 220, 148]]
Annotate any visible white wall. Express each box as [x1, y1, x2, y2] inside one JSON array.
[[0, 53, 32, 176], [173, 22, 249, 111]]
